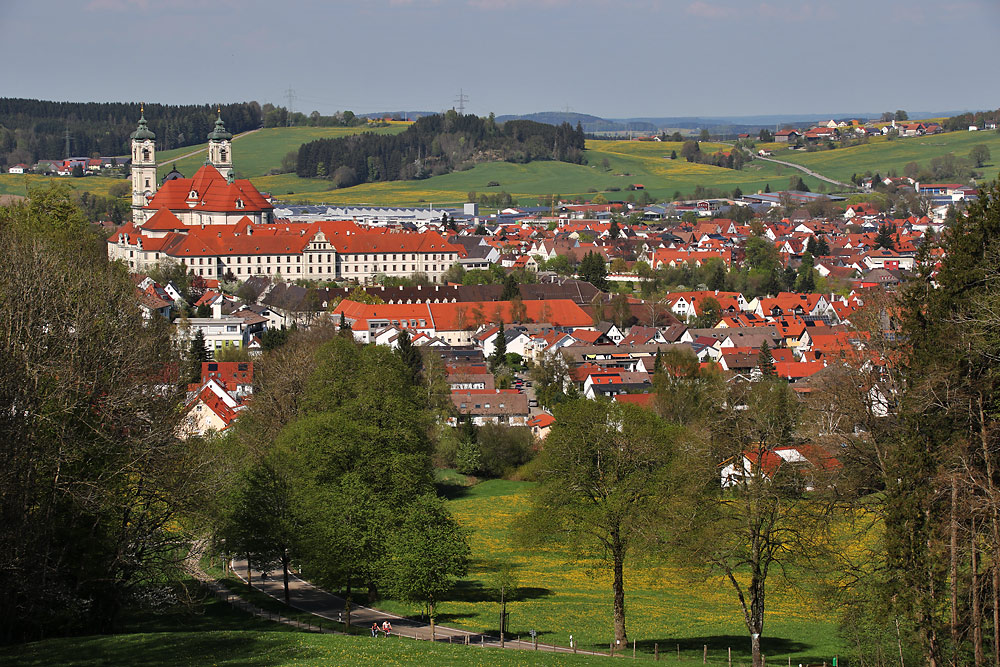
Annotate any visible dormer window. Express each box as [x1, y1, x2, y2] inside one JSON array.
[[189, 190, 198, 199], [235, 199, 244, 209]]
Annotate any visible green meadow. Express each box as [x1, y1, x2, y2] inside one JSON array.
[[366, 478, 842, 664], [155, 123, 410, 181], [5, 123, 994, 209], [258, 139, 825, 207], [771, 129, 1000, 183]]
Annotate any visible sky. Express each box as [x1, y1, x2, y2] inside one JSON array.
[[2, 0, 998, 120]]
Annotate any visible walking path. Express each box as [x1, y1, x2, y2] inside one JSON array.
[[158, 128, 262, 168], [230, 557, 602, 656], [753, 153, 855, 190], [185, 543, 336, 635]]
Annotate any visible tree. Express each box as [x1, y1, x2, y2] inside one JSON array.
[[442, 261, 465, 284], [578, 251, 609, 290], [670, 379, 831, 667], [383, 494, 470, 640], [757, 341, 776, 377], [524, 399, 678, 646], [694, 296, 722, 328], [489, 562, 520, 646], [218, 461, 300, 603], [546, 254, 574, 276], [880, 179, 1000, 664], [795, 251, 816, 292], [653, 347, 723, 426], [608, 216, 620, 240], [681, 140, 700, 162], [396, 329, 423, 385], [265, 335, 436, 609], [700, 128, 711, 141], [188, 329, 210, 382], [970, 144, 991, 168], [0, 187, 200, 640], [875, 223, 895, 250], [501, 272, 519, 301], [895, 110, 909, 121], [815, 235, 830, 257], [529, 350, 574, 409], [490, 322, 507, 373]]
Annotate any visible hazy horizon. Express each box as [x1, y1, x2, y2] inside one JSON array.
[[2, 0, 998, 119]]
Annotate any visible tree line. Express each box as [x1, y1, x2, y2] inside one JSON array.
[[295, 111, 586, 185], [0, 98, 263, 168]]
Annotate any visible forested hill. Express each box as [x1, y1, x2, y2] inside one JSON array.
[[295, 111, 586, 186], [0, 99, 263, 167]]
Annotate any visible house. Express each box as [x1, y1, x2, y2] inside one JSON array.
[[527, 412, 555, 440], [179, 378, 247, 439], [774, 129, 801, 143], [200, 361, 254, 397], [720, 445, 841, 490], [7, 164, 28, 174], [451, 389, 530, 426]]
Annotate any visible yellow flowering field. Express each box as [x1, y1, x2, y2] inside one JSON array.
[[376, 479, 844, 664]]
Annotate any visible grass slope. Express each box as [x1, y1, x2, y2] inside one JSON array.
[[3, 126, 996, 209], [258, 139, 822, 207], [366, 479, 841, 664], [772, 130, 1000, 183]]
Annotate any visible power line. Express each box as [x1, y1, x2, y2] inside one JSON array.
[[284, 87, 296, 126], [454, 88, 469, 115]]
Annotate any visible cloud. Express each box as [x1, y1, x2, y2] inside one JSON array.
[[685, 1, 730, 19], [86, 0, 148, 10], [757, 2, 834, 22]]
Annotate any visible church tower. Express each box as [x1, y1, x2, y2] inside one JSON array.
[[207, 109, 233, 181], [130, 107, 157, 225]]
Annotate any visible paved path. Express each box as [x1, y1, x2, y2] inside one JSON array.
[[753, 153, 855, 189], [230, 558, 602, 656], [158, 128, 263, 167]]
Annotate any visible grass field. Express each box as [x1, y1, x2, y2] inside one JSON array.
[[10, 125, 990, 211], [0, 173, 123, 198], [365, 478, 841, 664], [0, 630, 613, 666], [258, 139, 826, 207], [771, 130, 1000, 183], [155, 123, 410, 181]]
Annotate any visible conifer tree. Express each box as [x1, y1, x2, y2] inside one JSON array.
[[396, 329, 423, 385], [188, 329, 210, 383], [490, 322, 507, 373], [757, 340, 776, 377]]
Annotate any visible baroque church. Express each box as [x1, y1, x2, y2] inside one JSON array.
[[128, 109, 273, 226], [108, 111, 462, 284]]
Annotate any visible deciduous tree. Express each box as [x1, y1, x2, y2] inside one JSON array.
[[523, 399, 678, 645]]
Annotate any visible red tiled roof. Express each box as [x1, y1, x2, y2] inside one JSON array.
[[146, 164, 272, 213]]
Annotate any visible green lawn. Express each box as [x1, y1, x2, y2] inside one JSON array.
[[362, 479, 842, 664], [0, 631, 612, 666], [0, 173, 124, 198], [771, 130, 1000, 183]]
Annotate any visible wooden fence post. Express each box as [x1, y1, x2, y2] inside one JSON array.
[[704, 645, 708, 663], [655, 643, 659, 661], [634, 638, 637, 659], [729, 647, 732, 666]]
